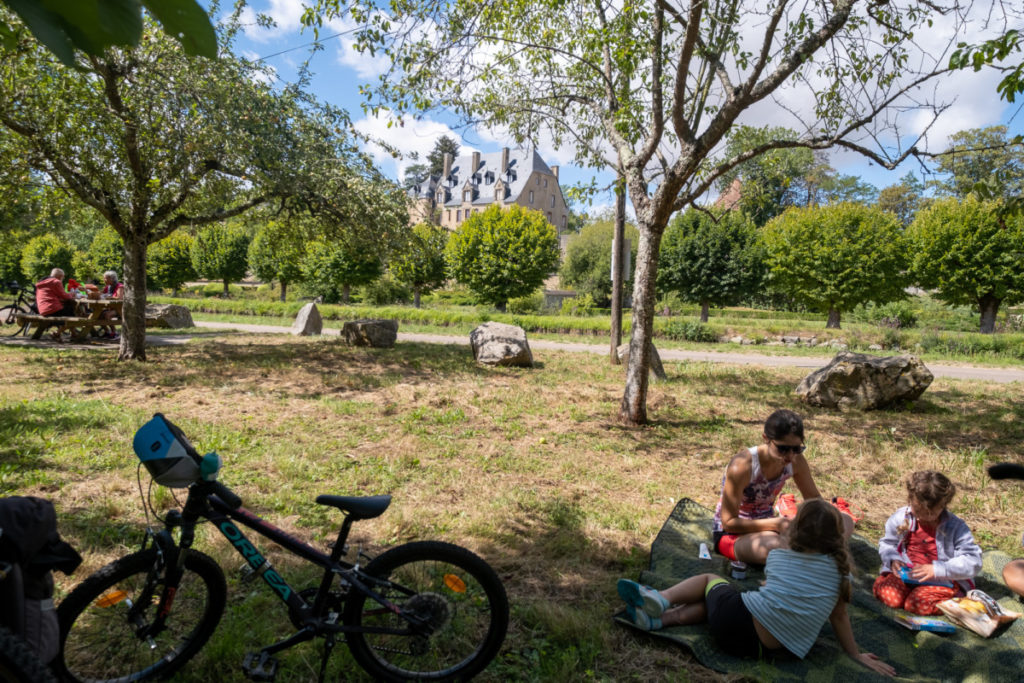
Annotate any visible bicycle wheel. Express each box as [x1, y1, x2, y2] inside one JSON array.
[[0, 624, 56, 683], [343, 541, 509, 682], [0, 305, 28, 335], [55, 548, 226, 682]]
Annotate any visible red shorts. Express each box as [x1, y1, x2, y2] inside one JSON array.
[[713, 531, 739, 561]]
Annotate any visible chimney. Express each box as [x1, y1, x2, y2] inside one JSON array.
[[501, 147, 510, 174], [551, 165, 559, 179], [471, 151, 481, 180], [442, 153, 452, 181]]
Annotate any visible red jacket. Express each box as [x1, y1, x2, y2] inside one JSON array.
[[34, 277, 73, 315]]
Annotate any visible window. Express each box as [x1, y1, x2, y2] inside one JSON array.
[[456, 209, 461, 221], [550, 195, 555, 208], [543, 178, 548, 188], [529, 190, 534, 203], [562, 215, 567, 228], [446, 210, 451, 222], [536, 177, 540, 185], [464, 190, 472, 202]]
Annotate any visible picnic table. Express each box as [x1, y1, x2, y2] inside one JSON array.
[[17, 297, 123, 340]]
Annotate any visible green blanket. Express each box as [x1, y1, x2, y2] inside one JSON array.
[[615, 498, 1024, 682]]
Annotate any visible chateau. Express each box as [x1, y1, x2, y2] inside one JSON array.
[[408, 147, 569, 232]]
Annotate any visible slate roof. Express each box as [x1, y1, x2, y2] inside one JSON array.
[[407, 149, 556, 207]]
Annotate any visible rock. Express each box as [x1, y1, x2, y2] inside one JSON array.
[[291, 303, 322, 336], [729, 336, 744, 344], [868, 344, 883, 351], [470, 322, 533, 367], [741, 338, 756, 345], [144, 304, 193, 329], [796, 351, 934, 411], [343, 319, 398, 348], [616, 342, 667, 380], [781, 335, 801, 344], [766, 341, 784, 346]]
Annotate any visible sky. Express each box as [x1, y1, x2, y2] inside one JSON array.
[[229, 0, 1024, 217]]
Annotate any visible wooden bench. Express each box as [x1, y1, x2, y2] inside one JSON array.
[[16, 314, 121, 340]]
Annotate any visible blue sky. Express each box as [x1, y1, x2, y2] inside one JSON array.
[[230, 0, 1024, 216]]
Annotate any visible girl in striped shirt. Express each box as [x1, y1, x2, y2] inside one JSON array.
[[618, 498, 894, 677]]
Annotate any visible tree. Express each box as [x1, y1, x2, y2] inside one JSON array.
[[447, 204, 558, 311], [301, 239, 382, 304], [0, 230, 24, 284], [0, 12, 406, 360], [426, 136, 460, 177], [191, 224, 250, 296], [310, 0, 1020, 423], [248, 221, 305, 302], [559, 218, 638, 307], [930, 126, 1024, 199], [73, 226, 123, 283], [658, 209, 762, 322], [148, 231, 196, 295], [760, 203, 908, 328], [390, 222, 448, 307], [878, 172, 925, 227], [907, 196, 1024, 334], [20, 233, 74, 281], [0, 0, 215, 66]]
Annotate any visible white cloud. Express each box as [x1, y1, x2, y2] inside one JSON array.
[[352, 112, 479, 180], [239, 0, 309, 42]]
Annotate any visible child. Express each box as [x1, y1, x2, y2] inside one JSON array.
[[712, 409, 853, 569], [618, 499, 893, 676], [873, 471, 982, 615]]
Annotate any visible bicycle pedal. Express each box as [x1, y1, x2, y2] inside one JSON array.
[[242, 651, 279, 682]]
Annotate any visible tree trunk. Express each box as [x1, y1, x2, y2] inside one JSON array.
[[979, 294, 1000, 333], [620, 224, 662, 425], [222, 279, 229, 296], [700, 301, 709, 323], [610, 177, 626, 364], [119, 235, 148, 361], [342, 284, 350, 304], [826, 308, 841, 329], [414, 287, 421, 308], [280, 281, 287, 302]]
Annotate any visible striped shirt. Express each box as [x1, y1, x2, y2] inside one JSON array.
[[741, 549, 841, 658]]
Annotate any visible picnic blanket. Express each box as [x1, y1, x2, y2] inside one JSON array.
[[615, 498, 1024, 682]]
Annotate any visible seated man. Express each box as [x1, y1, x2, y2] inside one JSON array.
[[35, 268, 77, 340]]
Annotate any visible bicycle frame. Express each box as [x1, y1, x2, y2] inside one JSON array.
[[144, 481, 419, 654]]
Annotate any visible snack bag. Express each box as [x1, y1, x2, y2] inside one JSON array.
[[936, 590, 1022, 637]]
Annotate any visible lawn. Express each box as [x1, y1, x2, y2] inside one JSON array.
[[2, 334, 1023, 681]]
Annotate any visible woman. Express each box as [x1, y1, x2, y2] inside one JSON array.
[[98, 270, 123, 339]]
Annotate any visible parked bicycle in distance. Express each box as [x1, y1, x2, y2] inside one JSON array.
[[55, 414, 510, 682], [1, 282, 36, 336]]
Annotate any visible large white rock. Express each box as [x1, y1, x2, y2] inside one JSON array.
[[470, 322, 533, 367], [144, 304, 194, 329], [291, 303, 323, 336], [796, 351, 933, 411], [343, 319, 398, 348], [616, 342, 667, 380]]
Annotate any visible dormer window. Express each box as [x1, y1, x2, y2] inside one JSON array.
[[485, 171, 494, 184], [464, 189, 473, 203]]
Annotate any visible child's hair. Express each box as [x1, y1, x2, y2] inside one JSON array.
[[906, 470, 956, 508], [764, 409, 804, 441], [788, 498, 852, 602]]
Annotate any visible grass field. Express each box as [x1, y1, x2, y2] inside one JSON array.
[[2, 334, 1023, 681]]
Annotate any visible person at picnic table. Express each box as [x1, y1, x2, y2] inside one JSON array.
[[35, 268, 77, 340], [712, 409, 855, 572], [617, 498, 895, 677], [97, 270, 123, 339], [873, 470, 981, 615]]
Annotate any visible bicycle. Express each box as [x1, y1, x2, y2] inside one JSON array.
[[54, 414, 509, 682], [0, 282, 36, 336]]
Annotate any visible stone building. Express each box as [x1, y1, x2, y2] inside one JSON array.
[[408, 147, 569, 233]]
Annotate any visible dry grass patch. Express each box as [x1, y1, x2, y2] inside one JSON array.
[[2, 336, 1023, 681]]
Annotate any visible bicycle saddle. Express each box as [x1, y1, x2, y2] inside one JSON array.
[[315, 494, 392, 520]]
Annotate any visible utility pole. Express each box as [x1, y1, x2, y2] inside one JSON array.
[[610, 173, 626, 363]]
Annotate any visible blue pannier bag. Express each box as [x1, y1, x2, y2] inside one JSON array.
[[133, 413, 201, 488]]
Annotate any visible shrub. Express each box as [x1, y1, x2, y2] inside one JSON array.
[[149, 232, 197, 294], [560, 293, 598, 317], [663, 319, 718, 343], [360, 274, 411, 306], [507, 291, 545, 314], [21, 234, 76, 281]]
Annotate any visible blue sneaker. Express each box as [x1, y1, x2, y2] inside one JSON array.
[[625, 604, 662, 631], [617, 579, 670, 618]]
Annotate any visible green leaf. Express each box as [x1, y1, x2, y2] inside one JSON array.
[[142, 0, 217, 57], [5, 0, 80, 65]]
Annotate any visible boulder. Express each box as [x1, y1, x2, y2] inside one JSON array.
[[144, 304, 193, 329], [470, 322, 533, 367], [796, 351, 933, 411], [616, 342, 667, 381], [291, 303, 323, 336], [343, 319, 398, 348]]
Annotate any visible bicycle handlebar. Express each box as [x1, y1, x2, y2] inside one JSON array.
[[989, 463, 1024, 481]]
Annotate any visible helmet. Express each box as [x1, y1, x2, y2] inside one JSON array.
[[133, 414, 201, 487]]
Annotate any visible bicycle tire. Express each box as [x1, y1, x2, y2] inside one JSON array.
[[343, 541, 509, 682], [55, 548, 226, 683], [0, 624, 56, 683], [0, 305, 28, 335]]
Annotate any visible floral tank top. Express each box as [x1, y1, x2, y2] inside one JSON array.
[[712, 446, 793, 533]]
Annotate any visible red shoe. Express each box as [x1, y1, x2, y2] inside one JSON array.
[[831, 496, 863, 523], [775, 493, 798, 518]]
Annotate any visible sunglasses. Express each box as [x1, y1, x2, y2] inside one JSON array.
[[772, 441, 806, 455]]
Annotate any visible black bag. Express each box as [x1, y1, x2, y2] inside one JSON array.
[[0, 496, 81, 665]]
